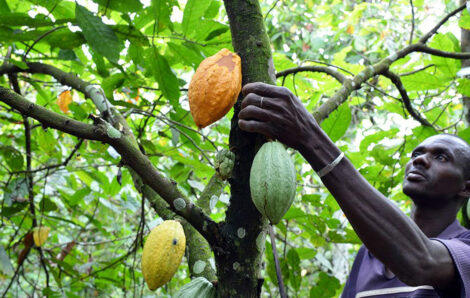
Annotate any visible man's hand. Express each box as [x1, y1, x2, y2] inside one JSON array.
[[238, 82, 318, 152]]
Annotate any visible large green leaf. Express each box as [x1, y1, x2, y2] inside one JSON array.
[[75, 4, 123, 63], [150, 47, 181, 105], [460, 9, 470, 30], [0, 0, 10, 13], [309, 272, 341, 298], [45, 29, 86, 50], [429, 33, 460, 80], [0, 13, 54, 27], [151, 0, 173, 34], [0, 145, 24, 171], [401, 71, 446, 91], [168, 42, 203, 67], [92, 0, 143, 13], [320, 103, 351, 142], [182, 0, 212, 37], [0, 245, 14, 276]]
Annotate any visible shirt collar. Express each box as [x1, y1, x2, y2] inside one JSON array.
[[436, 219, 467, 239]]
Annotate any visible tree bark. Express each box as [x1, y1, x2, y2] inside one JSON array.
[[216, 0, 275, 297], [460, 0, 470, 125]]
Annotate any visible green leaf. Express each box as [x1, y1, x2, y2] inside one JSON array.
[[0, 245, 14, 276], [69, 187, 92, 206], [112, 24, 149, 47], [204, 0, 221, 19], [168, 42, 203, 67], [460, 9, 470, 30], [320, 103, 351, 142], [151, 0, 173, 34], [0, 0, 10, 13], [429, 34, 460, 80], [309, 272, 341, 298], [40, 197, 58, 212], [150, 47, 181, 105], [75, 4, 123, 63], [0, 145, 23, 171], [92, 0, 143, 13], [58, 49, 78, 61], [287, 249, 301, 291], [102, 73, 126, 100], [359, 129, 399, 152], [182, 0, 212, 36], [3, 178, 28, 207], [412, 126, 436, 142], [45, 29, 86, 50], [0, 13, 54, 27], [457, 78, 470, 97], [401, 71, 446, 91]]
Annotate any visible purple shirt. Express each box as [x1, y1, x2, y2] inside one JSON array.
[[341, 220, 470, 298]]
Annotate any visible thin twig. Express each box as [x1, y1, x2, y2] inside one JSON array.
[[399, 64, 435, 76], [23, 26, 66, 62], [268, 225, 287, 298], [276, 65, 347, 84], [382, 70, 433, 127], [409, 0, 415, 45], [419, 3, 466, 44]]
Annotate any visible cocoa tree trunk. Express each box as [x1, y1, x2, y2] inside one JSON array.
[[460, 0, 470, 125], [214, 0, 276, 297]]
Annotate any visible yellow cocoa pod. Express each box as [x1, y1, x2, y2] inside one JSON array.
[[33, 226, 50, 247], [141, 220, 186, 291], [188, 48, 242, 129]]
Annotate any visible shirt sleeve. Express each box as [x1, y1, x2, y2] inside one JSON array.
[[435, 235, 470, 298], [341, 246, 366, 298]]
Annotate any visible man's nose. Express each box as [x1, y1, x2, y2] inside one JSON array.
[[412, 153, 430, 168]]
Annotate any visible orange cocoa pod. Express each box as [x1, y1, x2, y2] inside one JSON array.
[[188, 48, 242, 129]]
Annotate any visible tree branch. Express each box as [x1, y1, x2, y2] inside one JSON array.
[[0, 87, 221, 246], [409, 0, 415, 45], [419, 3, 466, 44], [276, 65, 347, 83], [312, 2, 469, 123], [416, 43, 470, 59], [381, 70, 434, 128]]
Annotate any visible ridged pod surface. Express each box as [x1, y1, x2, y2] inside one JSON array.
[[173, 277, 216, 298], [141, 220, 186, 291], [250, 142, 296, 224], [33, 226, 50, 247], [188, 48, 242, 129]]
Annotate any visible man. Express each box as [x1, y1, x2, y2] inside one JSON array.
[[238, 82, 470, 297]]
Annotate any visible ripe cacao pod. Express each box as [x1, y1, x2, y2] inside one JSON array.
[[141, 220, 186, 291], [250, 141, 296, 224], [173, 277, 216, 298], [33, 226, 50, 247], [188, 48, 242, 129]]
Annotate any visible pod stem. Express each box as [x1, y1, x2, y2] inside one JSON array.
[[268, 224, 287, 298]]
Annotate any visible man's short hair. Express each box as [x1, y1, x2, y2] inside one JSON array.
[[441, 133, 470, 179]]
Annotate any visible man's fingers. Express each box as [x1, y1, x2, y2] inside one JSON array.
[[238, 119, 273, 138], [242, 82, 292, 98], [238, 105, 272, 122], [241, 93, 274, 110]]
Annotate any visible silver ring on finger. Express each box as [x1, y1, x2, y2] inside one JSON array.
[[260, 96, 264, 109]]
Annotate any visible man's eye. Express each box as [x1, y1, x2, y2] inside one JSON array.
[[411, 151, 421, 158], [436, 154, 448, 161]]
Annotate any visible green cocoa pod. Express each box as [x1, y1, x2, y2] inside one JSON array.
[[250, 141, 296, 224], [173, 277, 216, 298]]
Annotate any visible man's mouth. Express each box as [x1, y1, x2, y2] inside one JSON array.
[[406, 170, 426, 181]]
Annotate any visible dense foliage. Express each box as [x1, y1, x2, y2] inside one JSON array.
[[1, 0, 470, 297]]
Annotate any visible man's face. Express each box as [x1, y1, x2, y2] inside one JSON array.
[[403, 135, 469, 205]]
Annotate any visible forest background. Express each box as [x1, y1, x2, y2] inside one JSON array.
[[1, 0, 470, 297]]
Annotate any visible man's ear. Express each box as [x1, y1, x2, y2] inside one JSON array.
[[458, 180, 470, 199]]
